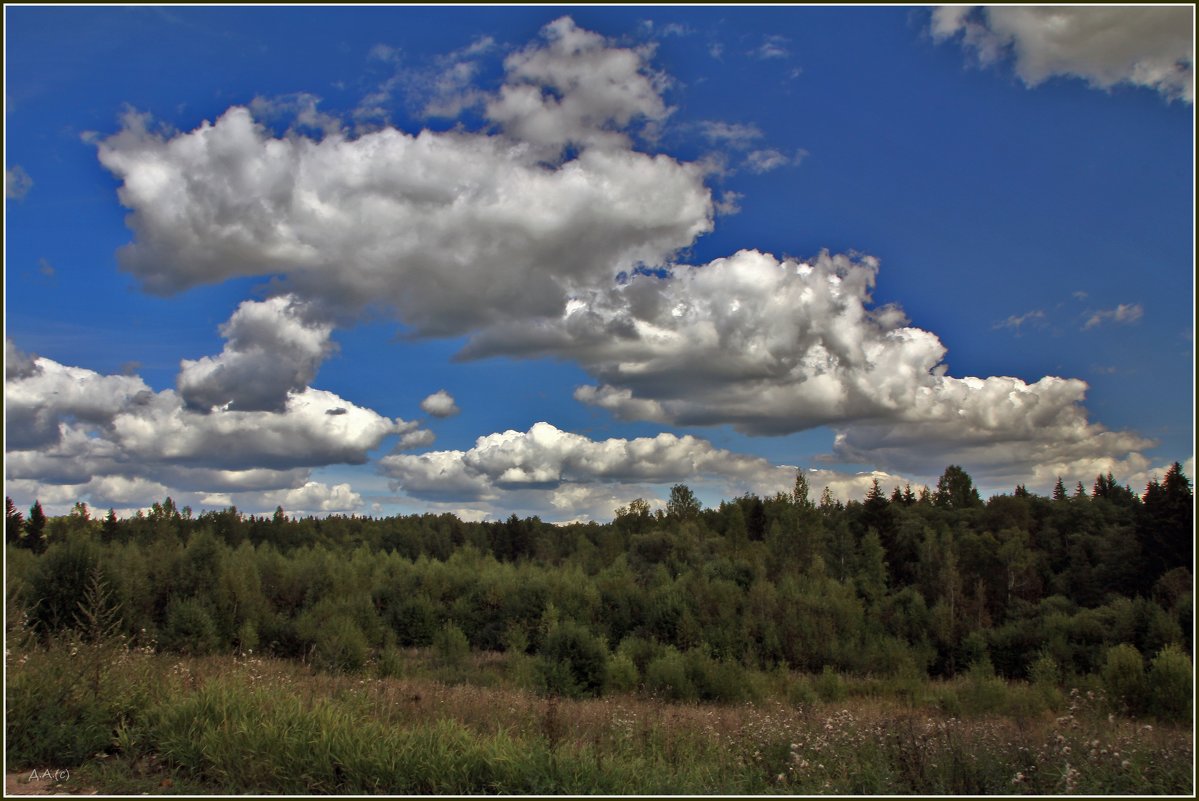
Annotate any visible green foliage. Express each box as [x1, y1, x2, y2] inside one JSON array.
[[537, 620, 608, 698], [1101, 643, 1147, 715], [644, 647, 695, 701], [29, 539, 102, 633], [312, 618, 369, 673], [162, 598, 220, 656], [1147, 644, 1192, 722], [604, 651, 640, 694], [433, 622, 470, 669], [814, 665, 846, 702]]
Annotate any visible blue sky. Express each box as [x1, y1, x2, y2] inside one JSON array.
[[4, 5, 1194, 521]]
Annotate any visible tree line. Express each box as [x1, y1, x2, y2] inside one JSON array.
[[5, 463, 1192, 701]]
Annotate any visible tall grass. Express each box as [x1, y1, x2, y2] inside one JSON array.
[[6, 638, 1193, 795]]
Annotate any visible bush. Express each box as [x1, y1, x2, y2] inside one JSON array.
[[313, 618, 369, 673], [959, 657, 1008, 715], [1028, 651, 1064, 711], [684, 648, 750, 703], [433, 622, 470, 669], [814, 665, 846, 702], [644, 647, 696, 701], [1101, 643, 1147, 715], [537, 621, 607, 698], [1148, 644, 1192, 722], [28, 540, 101, 634], [236, 620, 259, 654], [161, 598, 220, 656], [604, 651, 639, 694], [377, 644, 405, 679]]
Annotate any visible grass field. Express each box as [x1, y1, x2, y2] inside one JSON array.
[[5, 633, 1192, 795]]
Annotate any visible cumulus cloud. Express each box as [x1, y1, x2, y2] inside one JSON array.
[[178, 295, 335, 412], [379, 421, 919, 521], [464, 249, 943, 434], [6, 339, 41, 381], [459, 248, 1157, 491], [5, 343, 402, 514], [829, 375, 1156, 493], [420, 389, 460, 418], [1083, 303, 1144, 330], [95, 106, 711, 335], [6, 164, 33, 199], [932, 6, 1194, 103], [379, 421, 785, 516], [485, 17, 673, 154]]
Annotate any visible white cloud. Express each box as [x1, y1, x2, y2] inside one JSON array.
[[485, 17, 673, 155], [381, 421, 786, 496], [829, 374, 1156, 494], [932, 6, 1194, 103], [6, 165, 33, 199], [6, 339, 41, 381], [751, 35, 791, 61], [379, 420, 920, 521], [420, 389, 460, 418], [249, 92, 344, 137], [1083, 303, 1144, 330], [459, 248, 1158, 491], [699, 121, 763, 149], [259, 481, 364, 515], [178, 295, 335, 412], [745, 148, 808, 174], [993, 309, 1046, 333], [95, 104, 711, 336], [394, 420, 437, 451], [4, 343, 402, 514]]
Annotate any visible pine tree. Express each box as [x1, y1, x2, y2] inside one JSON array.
[[6, 497, 25, 546], [1053, 477, 1067, 501], [25, 500, 47, 553]]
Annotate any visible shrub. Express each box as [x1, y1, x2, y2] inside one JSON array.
[[684, 648, 749, 703], [28, 540, 100, 634], [433, 622, 470, 669], [537, 621, 607, 698], [313, 618, 369, 673], [236, 620, 259, 654], [1028, 651, 1064, 710], [161, 598, 220, 656], [1148, 644, 1192, 722], [377, 644, 405, 679], [814, 664, 846, 702], [644, 647, 695, 701], [1101, 643, 1147, 715], [959, 657, 1008, 715], [604, 651, 639, 694]]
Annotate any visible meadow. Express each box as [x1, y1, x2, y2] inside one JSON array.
[[6, 627, 1192, 795]]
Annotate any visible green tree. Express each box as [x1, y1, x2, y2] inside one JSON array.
[[6, 497, 24, 546], [25, 500, 47, 553], [666, 484, 701, 521], [934, 466, 982, 510]]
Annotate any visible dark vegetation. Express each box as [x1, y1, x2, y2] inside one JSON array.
[[5, 463, 1193, 792]]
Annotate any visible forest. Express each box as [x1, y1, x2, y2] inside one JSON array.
[[5, 463, 1194, 794]]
